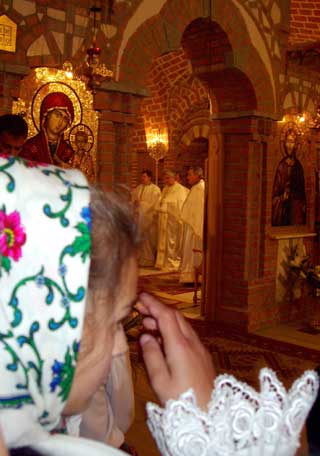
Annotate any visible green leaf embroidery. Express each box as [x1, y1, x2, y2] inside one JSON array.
[[1, 255, 11, 273], [72, 234, 91, 262], [75, 222, 89, 235]]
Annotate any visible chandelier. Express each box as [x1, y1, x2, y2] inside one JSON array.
[[63, 1, 114, 93]]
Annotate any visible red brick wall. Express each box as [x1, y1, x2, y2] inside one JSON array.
[[2, 0, 320, 333], [119, 2, 277, 115], [176, 139, 208, 185], [182, 17, 232, 70], [210, 115, 320, 332], [221, 125, 251, 310], [0, 72, 26, 116], [290, 1, 320, 45], [92, 90, 140, 190], [130, 48, 210, 188]]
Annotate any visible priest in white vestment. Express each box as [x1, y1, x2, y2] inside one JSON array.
[[155, 170, 189, 271], [132, 169, 161, 267], [180, 167, 205, 284]]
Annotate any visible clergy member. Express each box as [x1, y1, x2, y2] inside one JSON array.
[[180, 166, 205, 284], [155, 170, 189, 271], [132, 169, 161, 267]]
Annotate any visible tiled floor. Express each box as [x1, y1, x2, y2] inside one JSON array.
[[140, 268, 320, 352], [126, 330, 316, 456], [253, 321, 320, 351]]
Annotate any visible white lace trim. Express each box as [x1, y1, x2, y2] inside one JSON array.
[[146, 368, 319, 456]]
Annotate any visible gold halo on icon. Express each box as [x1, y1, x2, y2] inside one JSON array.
[[31, 81, 82, 133], [69, 123, 94, 153]]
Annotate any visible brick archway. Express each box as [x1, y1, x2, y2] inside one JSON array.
[[181, 124, 210, 146], [119, 0, 281, 326], [117, 0, 277, 117], [181, 18, 258, 115]]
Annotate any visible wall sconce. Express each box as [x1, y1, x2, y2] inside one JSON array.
[[147, 129, 168, 185], [280, 113, 305, 123], [310, 106, 320, 129]]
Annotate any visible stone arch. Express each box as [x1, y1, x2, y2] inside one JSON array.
[[181, 124, 210, 146], [161, 71, 210, 169], [280, 77, 320, 117], [117, 0, 277, 116], [168, 75, 208, 126], [164, 100, 210, 170], [181, 18, 258, 115]]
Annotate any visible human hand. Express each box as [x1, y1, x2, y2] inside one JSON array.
[[137, 293, 215, 410], [0, 429, 8, 456]]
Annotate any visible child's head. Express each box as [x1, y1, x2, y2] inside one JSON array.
[[63, 187, 141, 415]]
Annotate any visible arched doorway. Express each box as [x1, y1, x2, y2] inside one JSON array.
[[120, 1, 278, 328], [181, 17, 274, 326], [176, 137, 208, 187]]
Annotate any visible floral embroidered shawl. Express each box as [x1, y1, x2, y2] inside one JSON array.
[[0, 155, 92, 449]]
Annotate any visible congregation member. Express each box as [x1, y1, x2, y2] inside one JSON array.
[[132, 169, 160, 267], [155, 170, 189, 271], [0, 114, 28, 156], [0, 155, 139, 455], [180, 166, 205, 284], [0, 155, 318, 456]]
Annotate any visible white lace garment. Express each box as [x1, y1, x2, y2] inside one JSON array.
[[147, 368, 318, 456]]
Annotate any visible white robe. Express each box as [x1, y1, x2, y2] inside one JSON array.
[[155, 182, 189, 271], [180, 179, 205, 283], [132, 182, 161, 267]]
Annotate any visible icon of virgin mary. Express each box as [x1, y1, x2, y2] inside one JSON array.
[[20, 92, 75, 167]]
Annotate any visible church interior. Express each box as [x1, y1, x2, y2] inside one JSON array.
[[1, 0, 320, 454]]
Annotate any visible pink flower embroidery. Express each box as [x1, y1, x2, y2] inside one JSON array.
[[0, 152, 9, 158], [23, 159, 49, 168], [25, 160, 38, 168], [0, 210, 26, 261]]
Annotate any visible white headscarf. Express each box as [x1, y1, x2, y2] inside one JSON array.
[[0, 154, 123, 456]]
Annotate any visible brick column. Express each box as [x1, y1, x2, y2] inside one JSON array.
[[114, 122, 132, 187], [0, 64, 29, 116], [93, 88, 143, 190], [205, 116, 276, 330], [97, 112, 115, 191]]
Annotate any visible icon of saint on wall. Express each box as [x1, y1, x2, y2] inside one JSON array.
[[69, 123, 95, 183], [272, 125, 306, 226], [20, 92, 76, 167]]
